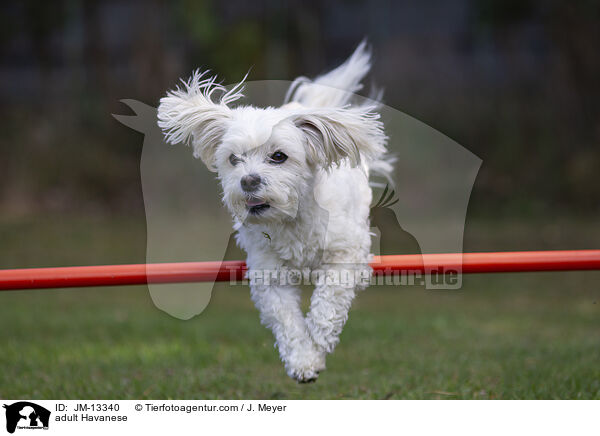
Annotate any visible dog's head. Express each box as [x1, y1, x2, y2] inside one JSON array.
[[157, 71, 385, 224]]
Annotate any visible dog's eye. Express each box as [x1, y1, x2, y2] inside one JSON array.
[[269, 151, 288, 164], [229, 154, 242, 166]]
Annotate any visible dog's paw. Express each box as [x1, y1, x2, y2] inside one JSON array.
[[287, 365, 319, 383], [298, 376, 317, 384], [285, 345, 326, 383]]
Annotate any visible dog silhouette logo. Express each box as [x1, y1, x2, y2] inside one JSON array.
[[113, 74, 482, 320], [3, 402, 50, 434]]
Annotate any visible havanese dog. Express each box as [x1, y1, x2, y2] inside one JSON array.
[[157, 41, 391, 382]]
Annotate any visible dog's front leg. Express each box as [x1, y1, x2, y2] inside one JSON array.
[[306, 263, 368, 354], [250, 282, 326, 382]]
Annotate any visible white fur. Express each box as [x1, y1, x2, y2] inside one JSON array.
[[158, 42, 390, 382]]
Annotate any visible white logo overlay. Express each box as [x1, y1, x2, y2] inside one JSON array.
[[113, 80, 481, 320]]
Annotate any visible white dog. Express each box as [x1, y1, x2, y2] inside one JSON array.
[[157, 42, 391, 382]]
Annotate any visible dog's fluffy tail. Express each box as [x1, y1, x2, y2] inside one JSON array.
[[285, 40, 374, 108], [286, 40, 394, 186]]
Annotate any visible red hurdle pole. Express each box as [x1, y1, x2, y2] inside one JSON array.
[[1, 250, 599, 291]]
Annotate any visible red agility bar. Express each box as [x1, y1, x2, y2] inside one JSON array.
[[1, 250, 599, 291]]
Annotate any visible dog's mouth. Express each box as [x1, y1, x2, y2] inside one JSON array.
[[246, 197, 271, 215]]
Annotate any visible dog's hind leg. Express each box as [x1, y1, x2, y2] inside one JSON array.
[[250, 283, 326, 382]]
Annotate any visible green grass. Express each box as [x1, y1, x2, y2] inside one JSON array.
[[0, 215, 599, 399]]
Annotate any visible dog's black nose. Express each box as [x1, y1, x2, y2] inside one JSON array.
[[241, 173, 262, 192]]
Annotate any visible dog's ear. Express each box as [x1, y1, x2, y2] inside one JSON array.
[[291, 105, 387, 169], [157, 71, 244, 171]]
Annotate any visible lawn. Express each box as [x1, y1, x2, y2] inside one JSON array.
[[0, 215, 599, 399]]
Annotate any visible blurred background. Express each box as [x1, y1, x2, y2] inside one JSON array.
[[0, 0, 599, 399], [1, 0, 599, 219]]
